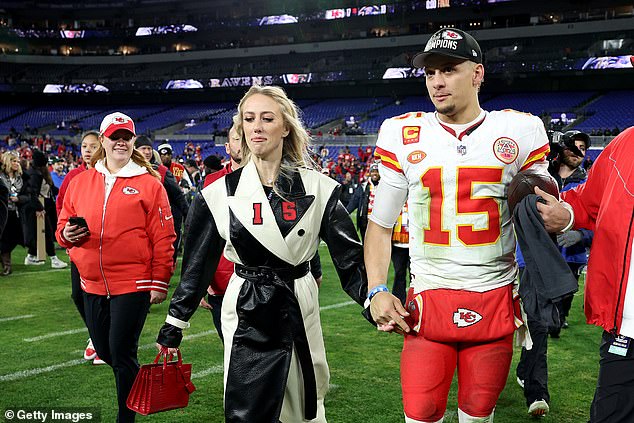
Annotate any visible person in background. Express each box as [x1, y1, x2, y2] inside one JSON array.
[[199, 125, 243, 340], [0, 176, 8, 239], [24, 149, 67, 269], [135, 135, 189, 265], [346, 162, 380, 242], [184, 159, 202, 188], [50, 157, 67, 189], [56, 131, 102, 363], [536, 126, 634, 423], [157, 142, 190, 259], [56, 112, 176, 423], [0, 152, 28, 276], [157, 85, 367, 423], [339, 171, 355, 208], [202, 154, 224, 181], [551, 130, 593, 333], [158, 143, 191, 185]]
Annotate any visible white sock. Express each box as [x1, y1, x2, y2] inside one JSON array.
[[405, 414, 444, 423], [458, 408, 494, 423]]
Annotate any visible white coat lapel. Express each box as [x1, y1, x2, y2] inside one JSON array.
[[227, 161, 293, 262]]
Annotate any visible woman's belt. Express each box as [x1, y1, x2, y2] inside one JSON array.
[[235, 262, 310, 281]]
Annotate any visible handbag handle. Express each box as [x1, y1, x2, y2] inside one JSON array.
[[154, 349, 183, 370]]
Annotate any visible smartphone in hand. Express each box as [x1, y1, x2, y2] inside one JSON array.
[[69, 216, 89, 231]]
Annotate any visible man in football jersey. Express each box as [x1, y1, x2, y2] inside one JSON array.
[[158, 143, 192, 186], [364, 28, 552, 423]]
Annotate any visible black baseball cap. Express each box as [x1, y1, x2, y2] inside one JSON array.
[[412, 28, 482, 68]]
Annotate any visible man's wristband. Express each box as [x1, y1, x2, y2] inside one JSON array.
[[364, 284, 389, 309]]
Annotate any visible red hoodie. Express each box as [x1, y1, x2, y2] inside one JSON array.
[[56, 160, 176, 296]]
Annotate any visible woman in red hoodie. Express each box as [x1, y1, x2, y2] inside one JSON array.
[[56, 112, 176, 423]]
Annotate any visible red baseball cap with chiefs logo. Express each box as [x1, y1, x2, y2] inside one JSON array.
[[99, 112, 136, 138], [412, 28, 482, 68]]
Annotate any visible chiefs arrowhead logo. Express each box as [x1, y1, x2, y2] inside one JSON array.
[[122, 186, 139, 195], [407, 150, 426, 164], [453, 308, 483, 327], [115, 117, 127, 123], [443, 30, 463, 40]]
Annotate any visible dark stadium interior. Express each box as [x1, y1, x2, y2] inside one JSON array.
[[0, 0, 632, 146]]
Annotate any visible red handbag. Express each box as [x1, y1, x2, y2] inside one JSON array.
[[127, 349, 196, 415]]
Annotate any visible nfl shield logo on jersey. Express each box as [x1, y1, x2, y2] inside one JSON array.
[[457, 145, 467, 156]]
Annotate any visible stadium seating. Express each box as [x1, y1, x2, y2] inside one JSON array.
[[573, 90, 634, 133]]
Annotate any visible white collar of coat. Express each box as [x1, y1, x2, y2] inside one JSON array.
[[95, 158, 147, 178], [228, 160, 295, 263]]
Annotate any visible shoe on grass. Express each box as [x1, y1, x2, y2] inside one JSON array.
[[528, 399, 549, 417], [24, 254, 45, 266], [51, 256, 68, 269], [84, 338, 97, 361]]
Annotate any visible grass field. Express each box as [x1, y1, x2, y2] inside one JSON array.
[[1, 246, 602, 422]]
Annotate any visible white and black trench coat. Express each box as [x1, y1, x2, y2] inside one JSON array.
[[158, 160, 367, 423]]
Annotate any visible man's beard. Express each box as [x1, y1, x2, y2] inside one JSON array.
[[231, 153, 242, 164], [562, 155, 582, 169], [436, 103, 456, 116]]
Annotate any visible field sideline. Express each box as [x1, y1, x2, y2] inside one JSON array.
[[1, 246, 602, 422]]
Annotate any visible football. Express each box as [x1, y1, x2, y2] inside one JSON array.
[[507, 169, 559, 213]]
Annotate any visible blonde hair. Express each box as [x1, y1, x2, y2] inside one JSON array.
[[91, 136, 160, 180], [1, 151, 22, 176], [233, 85, 315, 197]]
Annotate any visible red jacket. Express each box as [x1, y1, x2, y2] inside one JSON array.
[[203, 162, 234, 295], [562, 127, 634, 336], [56, 160, 176, 296], [56, 163, 86, 216]]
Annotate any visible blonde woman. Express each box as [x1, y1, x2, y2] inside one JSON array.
[[56, 112, 176, 423], [158, 85, 367, 423], [0, 151, 28, 275]]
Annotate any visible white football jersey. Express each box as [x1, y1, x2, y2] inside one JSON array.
[[374, 110, 550, 292]]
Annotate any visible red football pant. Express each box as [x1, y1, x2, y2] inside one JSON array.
[[401, 333, 513, 422]]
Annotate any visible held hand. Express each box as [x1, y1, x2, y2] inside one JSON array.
[[63, 222, 90, 244], [557, 230, 583, 248], [369, 292, 410, 335], [150, 291, 167, 304], [534, 186, 571, 233], [155, 343, 179, 355], [199, 297, 212, 310]]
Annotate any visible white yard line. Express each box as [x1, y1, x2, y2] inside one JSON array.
[[0, 359, 86, 382], [320, 301, 355, 311], [11, 300, 354, 381], [191, 365, 223, 379], [24, 328, 87, 343], [0, 314, 35, 323]]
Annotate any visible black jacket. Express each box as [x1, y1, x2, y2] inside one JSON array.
[[0, 179, 8, 236], [346, 180, 376, 240], [514, 194, 579, 330]]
